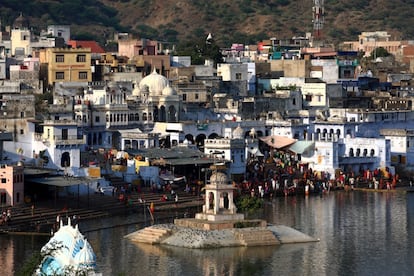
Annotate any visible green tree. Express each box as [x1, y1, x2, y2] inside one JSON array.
[[175, 36, 223, 66], [235, 195, 263, 213], [370, 47, 391, 59]]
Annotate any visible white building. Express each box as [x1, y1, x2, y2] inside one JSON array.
[[300, 136, 390, 178], [203, 125, 248, 179], [46, 25, 71, 43], [217, 63, 248, 82], [380, 129, 414, 170]]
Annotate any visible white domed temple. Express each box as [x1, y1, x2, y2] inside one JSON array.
[[36, 219, 97, 275], [131, 68, 180, 123]]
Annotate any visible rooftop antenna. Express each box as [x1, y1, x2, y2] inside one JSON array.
[[312, 0, 325, 47]]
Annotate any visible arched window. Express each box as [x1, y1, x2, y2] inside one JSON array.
[[363, 149, 368, 156], [356, 148, 361, 157], [349, 148, 354, 157], [61, 152, 71, 167], [370, 149, 375, 156]]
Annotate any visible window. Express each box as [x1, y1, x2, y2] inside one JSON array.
[[1, 178, 6, 184], [20, 129, 24, 135], [95, 116, 100, 123], [236, 73, 242, 80], [195, 93, 199, 100], [305, 95, 312, 101], [183, 94, 187, 101], [55, 55, 64, 62], [76, 54, 86, 62], [56, 72, 64, 79], [62, 129, 68, 140], [79, 72, 88, 79]]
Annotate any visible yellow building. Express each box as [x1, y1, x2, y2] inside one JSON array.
[[37, 47, 92, 85]]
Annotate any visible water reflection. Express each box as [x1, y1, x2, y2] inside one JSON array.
[[5, 191, 414, 275]]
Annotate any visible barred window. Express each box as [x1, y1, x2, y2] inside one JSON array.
[[55, 55, 64, 62], [79, 72, 88, 79], [77, 54, 86, 62], [56, 72, 64, 79]]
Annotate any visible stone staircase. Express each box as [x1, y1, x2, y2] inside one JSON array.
[[233, 228, 280, 246], [128, 226, 172, 244]]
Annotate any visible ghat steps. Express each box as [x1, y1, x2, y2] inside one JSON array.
[[233, 227, 280, 246], [128, 226, 172, 244]]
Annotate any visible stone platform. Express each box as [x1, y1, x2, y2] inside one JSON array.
[[125, 221, 319, 248], [174, 218, 266, 230]]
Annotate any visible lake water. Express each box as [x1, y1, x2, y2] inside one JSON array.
[[3, 190, 414, 275]]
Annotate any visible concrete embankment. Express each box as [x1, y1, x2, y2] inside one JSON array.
[[0, 190, 204, 235]]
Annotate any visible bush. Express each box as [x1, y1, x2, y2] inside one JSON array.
[[235, 195, 263, 213]]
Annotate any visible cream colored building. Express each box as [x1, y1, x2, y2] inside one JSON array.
[[342, 31, 402, 58], [10, 14, 32, 56], [38, 47, 92, 85]]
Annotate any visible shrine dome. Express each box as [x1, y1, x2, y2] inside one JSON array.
[[139, 68, 169, 96], [210, 171, 229, 185], [13, 13, 29, 29], [162, 84, 176, 96], [232, 124, 244, 139]]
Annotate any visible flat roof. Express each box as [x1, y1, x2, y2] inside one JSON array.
[[28, 176, 94, 187]]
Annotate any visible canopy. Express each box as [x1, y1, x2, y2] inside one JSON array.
[[288, 141, 315, 154], [259, 135, 296, 149], [248, 147, 264, 157]]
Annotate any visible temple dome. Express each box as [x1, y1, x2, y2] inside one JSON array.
[[232, 124, 244, 139], [74, 239, 97, 269], [139, 68, 169, 96], [162, 84, 176, 96], [210, 171, 229, 185], [13, 13, 29, 29], [132, 81, 140, 96]]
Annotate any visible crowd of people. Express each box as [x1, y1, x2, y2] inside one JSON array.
[[229, 149, 401, 199]]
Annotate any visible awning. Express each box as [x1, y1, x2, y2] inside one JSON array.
[[248, 147, 264, 157], [259, 135, 296, 149], [288, 141, 315, 154], [28, 176, 91, 187]]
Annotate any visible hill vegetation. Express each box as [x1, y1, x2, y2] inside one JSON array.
[[1, 0, 413, 48]]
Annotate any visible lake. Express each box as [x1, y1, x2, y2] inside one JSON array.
[[3, 190, 414, 275]]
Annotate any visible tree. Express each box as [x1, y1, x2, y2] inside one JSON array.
[[370, 47, 391, 60], [175, 34, 223, 66]]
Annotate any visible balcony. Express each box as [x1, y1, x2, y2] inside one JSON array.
[[53, 135, 86, 146], [339, 156, 378, 164]]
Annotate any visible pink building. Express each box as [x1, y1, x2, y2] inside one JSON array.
[[118, 38, 163, 58], [0, 164, 24, 206]]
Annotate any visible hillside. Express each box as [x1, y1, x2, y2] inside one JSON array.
[[1, 0, 413, 47]]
